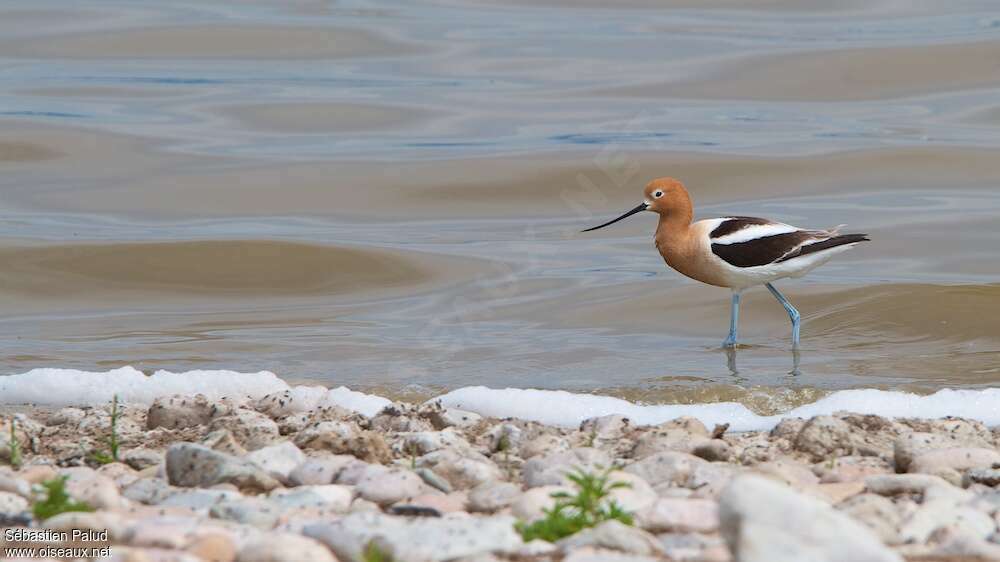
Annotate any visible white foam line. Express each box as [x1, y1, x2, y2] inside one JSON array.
[[0, 367, 392, 418], [435, 386, 1000, 431], [2, 367, 999, 430]]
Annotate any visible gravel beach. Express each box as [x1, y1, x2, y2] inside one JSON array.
[[2, 392, 1000, 561]]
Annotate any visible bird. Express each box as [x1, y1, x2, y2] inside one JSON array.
[[582, 177, 869, 349]]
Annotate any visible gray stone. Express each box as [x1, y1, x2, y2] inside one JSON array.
[[201, 429, 248, 456], [511, 485, 569, 521], [865, 473, 971, 503], [416, 467, 453, 493], [303, 511, 523, 562], [557, 520, 664, 556], [624, 451, 706, 489], [60, 467, 122, 510], [522, 447, 611, 487], [908, 447, 1000, 485], [964, 467, 1000, 487], [165, 442, 280, 492], [637, 497, 719, 533], [580, 414, 631, 441], [210, 497, 283, 529], [244, 441, 306, 483], [288, 455, 357, 486], [147, 394, 226, 429], [237, 532, 337, 562], [157, 488, 242, 511], [208, 409, 281, 451], [428, 408, 483, 430], [355, 467, 429, 506], [469, 481, 521, 513], [417, 448, 503, 490], [899, 499, 995, 544], [720, 474, 901, 562], [837, 493, 902, 545], [0, 473, 31, 499], [0, 491, 28, 515], [122, 448, 163, 471], [122, 477, 177, 504], [267, 485, 352, 512]]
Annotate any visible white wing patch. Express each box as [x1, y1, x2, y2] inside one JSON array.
[[710, 219, 800, 245]]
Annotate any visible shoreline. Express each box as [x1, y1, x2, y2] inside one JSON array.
[[2, 389, 999, 561]]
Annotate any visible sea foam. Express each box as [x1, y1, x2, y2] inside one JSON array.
[[1, 367, 999, 430]]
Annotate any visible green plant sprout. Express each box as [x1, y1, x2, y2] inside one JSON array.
[[6, 419, 22, 468], [32, 476, 94, 521], [515, 466, 633, 542], [90, 394, 121, 465]]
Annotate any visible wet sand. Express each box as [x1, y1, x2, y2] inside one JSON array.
[[0, 0, 998, 406]]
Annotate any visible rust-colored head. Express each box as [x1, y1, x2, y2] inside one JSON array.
[[643, 178, 690, 215], [582, 177, 692, 232]]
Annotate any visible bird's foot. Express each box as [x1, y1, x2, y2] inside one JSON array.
[[721, 337, 738, 349]]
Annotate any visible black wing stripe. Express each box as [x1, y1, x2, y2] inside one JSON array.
[[775, 233, 870, 263], [709, 216, 773, 239], [711, 231, 815, 268]]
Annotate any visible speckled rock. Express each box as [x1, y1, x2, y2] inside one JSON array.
[[208, 409, 281, 451], [288, 455, 357, 487], [148, 394, 227, 430], [838, 493, 903, 545], [165, 442, 280, 492], [202, 429, 249, 457], [624, 451, 707, 489], [417, 448, 503, 490], [511, 485, 570, 521], [0, 491, 28, 515]]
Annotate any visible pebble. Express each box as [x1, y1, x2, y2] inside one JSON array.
[[244, 441, 307, 483], [237, 533, 337, 562], [720, 474, 901, 562], [557, 520, 664, 556], [637, 497, 719, 533], [356, 467, 429, 506], [522, 447, 611, 487], [468, 481, 521, 513], [208, 409, 281, 451], [165, 443, 280, 492]]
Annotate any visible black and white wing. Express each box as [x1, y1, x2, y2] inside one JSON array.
[[709, 216, 868, 268]]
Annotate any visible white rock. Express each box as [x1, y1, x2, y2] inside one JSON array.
[[899, 499, 995, 544], [245, 441, 307, 483], [0, 473, 31, 498], [303, 511, 523, 562], [123, 448, 163, 471], [43, 511, 128, 542], [607, 471, 656, 513], [147, 394, 226, 429], [209, 409, 281, 450], [60, 467, 123, 510], [428, 408, 483, 429], [356, 467, 429, 506], [837, 493, 903, 545], [288, 455, 357, 486], [637, 498, 719, 533], [417, 448, 503, 490], [865, 474, 971, 503], [894, 432, 990, 473], [469, 481, 522, 513], [0, 491, 28, 514], [511, 485, 569, 521], [624, 451, 706, 489], [580, 414, 631, 440], [557, 520, 664, 555], [522, 448, 611, 487], [268, 485, 353, 512], [237, 532, 337, 562], [909, 447, 1000, 484], [210, 497, 282, 529], [165, 442, 280, 492], [157, 488, 242, 511], [720, 474, 901, 562]]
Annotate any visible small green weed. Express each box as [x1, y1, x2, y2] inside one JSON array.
[[89, 395, 121, 465], [362, 540, 392, 562], [32, 476, 94, 521], [6, 419, 22, 468], [515, 466, 633, 542]]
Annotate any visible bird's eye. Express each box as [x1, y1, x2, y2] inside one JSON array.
[[654, 191, 663, 198]]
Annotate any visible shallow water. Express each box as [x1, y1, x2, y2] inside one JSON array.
[[1, 0, 999, 407]]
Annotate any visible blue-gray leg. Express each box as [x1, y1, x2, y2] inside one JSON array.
[[722, 291, 741, 348], [765, 282, 801, 348]]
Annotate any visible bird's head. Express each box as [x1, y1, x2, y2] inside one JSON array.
[[582, 177, 690, 232]]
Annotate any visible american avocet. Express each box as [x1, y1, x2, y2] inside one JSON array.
[[582, 177, 869, 348]]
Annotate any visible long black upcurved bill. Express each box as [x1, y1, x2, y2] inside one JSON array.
[[581, 202, 648, 232]]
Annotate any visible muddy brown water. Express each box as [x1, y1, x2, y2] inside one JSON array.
[[0, 0, 998, 406]]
